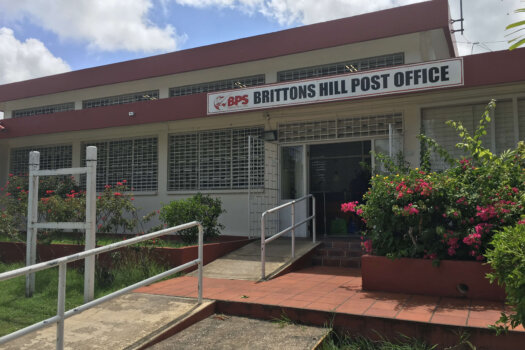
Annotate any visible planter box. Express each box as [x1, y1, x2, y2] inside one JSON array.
[[0, 236, 254, 272], [361, 255, 506, 301]]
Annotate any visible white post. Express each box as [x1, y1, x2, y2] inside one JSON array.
[[56, 263, 67, 350], [247, 136, 252, 239], [197, 224, 203, 304], [26, 151, 40, 297], [312, 196, 316, 244], [84, 146, 97, 302], [261, 214, 266, 280], [291, 201, 295, 259]]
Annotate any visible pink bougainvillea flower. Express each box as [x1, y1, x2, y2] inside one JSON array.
[[341, 201, 358, 213]]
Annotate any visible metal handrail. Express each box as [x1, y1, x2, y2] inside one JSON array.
[[0, 221, 204, 350], [260, 194, 316, 280]]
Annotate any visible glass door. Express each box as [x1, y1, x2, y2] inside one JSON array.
[[280, 145, 308, 237]]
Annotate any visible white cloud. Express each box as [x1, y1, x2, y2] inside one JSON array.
[[450, 0, 523, 56], [0, 27, 71, 84], [174, 0, 423, 25], [0, 0, 184, 52]]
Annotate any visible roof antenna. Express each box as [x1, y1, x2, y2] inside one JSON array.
[[451, 0, 464, 35]]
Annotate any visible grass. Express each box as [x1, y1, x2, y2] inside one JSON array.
[[0, 253, 172, 337], [319, 331, 438, 350]]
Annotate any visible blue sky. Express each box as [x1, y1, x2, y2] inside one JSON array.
[[0, 0, 522, 86]]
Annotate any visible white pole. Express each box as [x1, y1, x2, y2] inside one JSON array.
[[84, 146, 97, 302], [197, 224, 203, 304], [291, 201, 295, 259], [26, 151, 40, 297], [247, 136, 252, 239], [56, 263, 67, 350], [261, 214, 266, 280]]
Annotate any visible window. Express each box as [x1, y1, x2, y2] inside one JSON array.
[[81, 137, 158, 192], [168, 127, 264, 191], [13, 103, 75, 118], [82, 90, 159, 109], [422, 100, 515, 171], [169, 75, 265, 97], [10, 144, 73, 175], [278, 113, 403, 143], [277, 53, 404, 82]]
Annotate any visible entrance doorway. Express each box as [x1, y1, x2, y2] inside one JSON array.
[[309, 141, 371, 236]]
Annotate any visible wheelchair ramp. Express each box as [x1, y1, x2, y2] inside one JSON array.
[[148, 314, 329, 350], [1, 293, 214, 350], [189, 237, 321, 281]]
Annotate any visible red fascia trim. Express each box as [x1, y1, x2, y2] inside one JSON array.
[[0, 94, 207, 139], [4, 48, 522, 141], [0, 0, 450, 103]]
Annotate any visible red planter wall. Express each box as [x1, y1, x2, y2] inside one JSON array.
[[361, 255, 506, 301], [0, 237, 254, 271]]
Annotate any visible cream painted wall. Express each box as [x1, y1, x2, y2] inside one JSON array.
[[4, 81, 525, 236], [3, 29, 450, 118]]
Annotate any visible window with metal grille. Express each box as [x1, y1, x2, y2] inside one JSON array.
[[10, 144, 73, 175], [519, 98, 525, 141], [422, 100, 515, 171], [169, 75, 265, 97], [81, 137, 158, 191], [168, 127, 264, 191], [278, 114, 403, 143], [82, 90, 159, 109], [277, 53, 404, 82], [13, 102, 75, 118]]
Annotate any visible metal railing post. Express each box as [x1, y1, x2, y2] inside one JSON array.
[[84, 146, 97, 302], [197, 224, 203, 304], [312, 195, 316, 244], [291, 201, 295, 259], [26, 151, 40, 297], [56, 263, 67, 350], [261, 214, 266, 280], [247, 136, 252, 239]]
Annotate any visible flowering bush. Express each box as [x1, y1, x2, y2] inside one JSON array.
[[342, 100, 525, 261], [0, 176, 155, 243]]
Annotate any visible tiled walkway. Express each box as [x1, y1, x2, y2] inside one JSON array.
[[135, 266, 524, 332]]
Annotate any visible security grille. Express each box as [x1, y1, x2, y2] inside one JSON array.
[[13, 103, 75, 118], [81, 137, 158, 191], [422, 100, 513, 171], [168, 127, 264, 191], [278, 114, 403, 143], [169, 75, 265, 97], [10, 144, 73, 175], [277, 53, 404, 82], [82, 90, 159, 109]]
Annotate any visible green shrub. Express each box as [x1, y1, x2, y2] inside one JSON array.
[[485, 223, 525, 333], [159, 193, 225, 244], [0, 175, 155, 242], [342, 100, 525, 261]]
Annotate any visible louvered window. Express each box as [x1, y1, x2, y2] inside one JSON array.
[[519, 98, 525, 141], [13, 103, 75, 118], [81, 137, 158, 192], [82, 90, 159, 109], [278, 53, 404, 82], [422, 100, 515, 171], [168, 127, 264, 191], [278, 114, 403, 143], [170, 75, 265, 97], [10, 145, 72, 175]]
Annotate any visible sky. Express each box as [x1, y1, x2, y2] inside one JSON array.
[[0, 0, 522, 88]]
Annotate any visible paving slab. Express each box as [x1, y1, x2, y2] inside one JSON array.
[[148, 314, 329, 350], [0, 293, 213, 350], [189, 237, 320, 281]]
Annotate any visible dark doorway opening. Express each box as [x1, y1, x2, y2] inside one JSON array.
[[309, 141, 371, 236]]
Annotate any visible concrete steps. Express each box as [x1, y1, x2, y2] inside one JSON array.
[[312, 237, 362, 268]]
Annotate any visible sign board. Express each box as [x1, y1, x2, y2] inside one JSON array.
[[207, 58, 463, 115]]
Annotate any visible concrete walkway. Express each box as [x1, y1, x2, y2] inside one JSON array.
[[149, 314, 328, 350], [189, 237, 320, 281], [1, 293, 213, 350]]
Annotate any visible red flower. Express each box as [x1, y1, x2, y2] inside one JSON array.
[[113, 192, 122, 197], [341, 201, 359, 213]]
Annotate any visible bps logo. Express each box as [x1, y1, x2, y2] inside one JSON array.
[[214, 94, 249, 111]]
